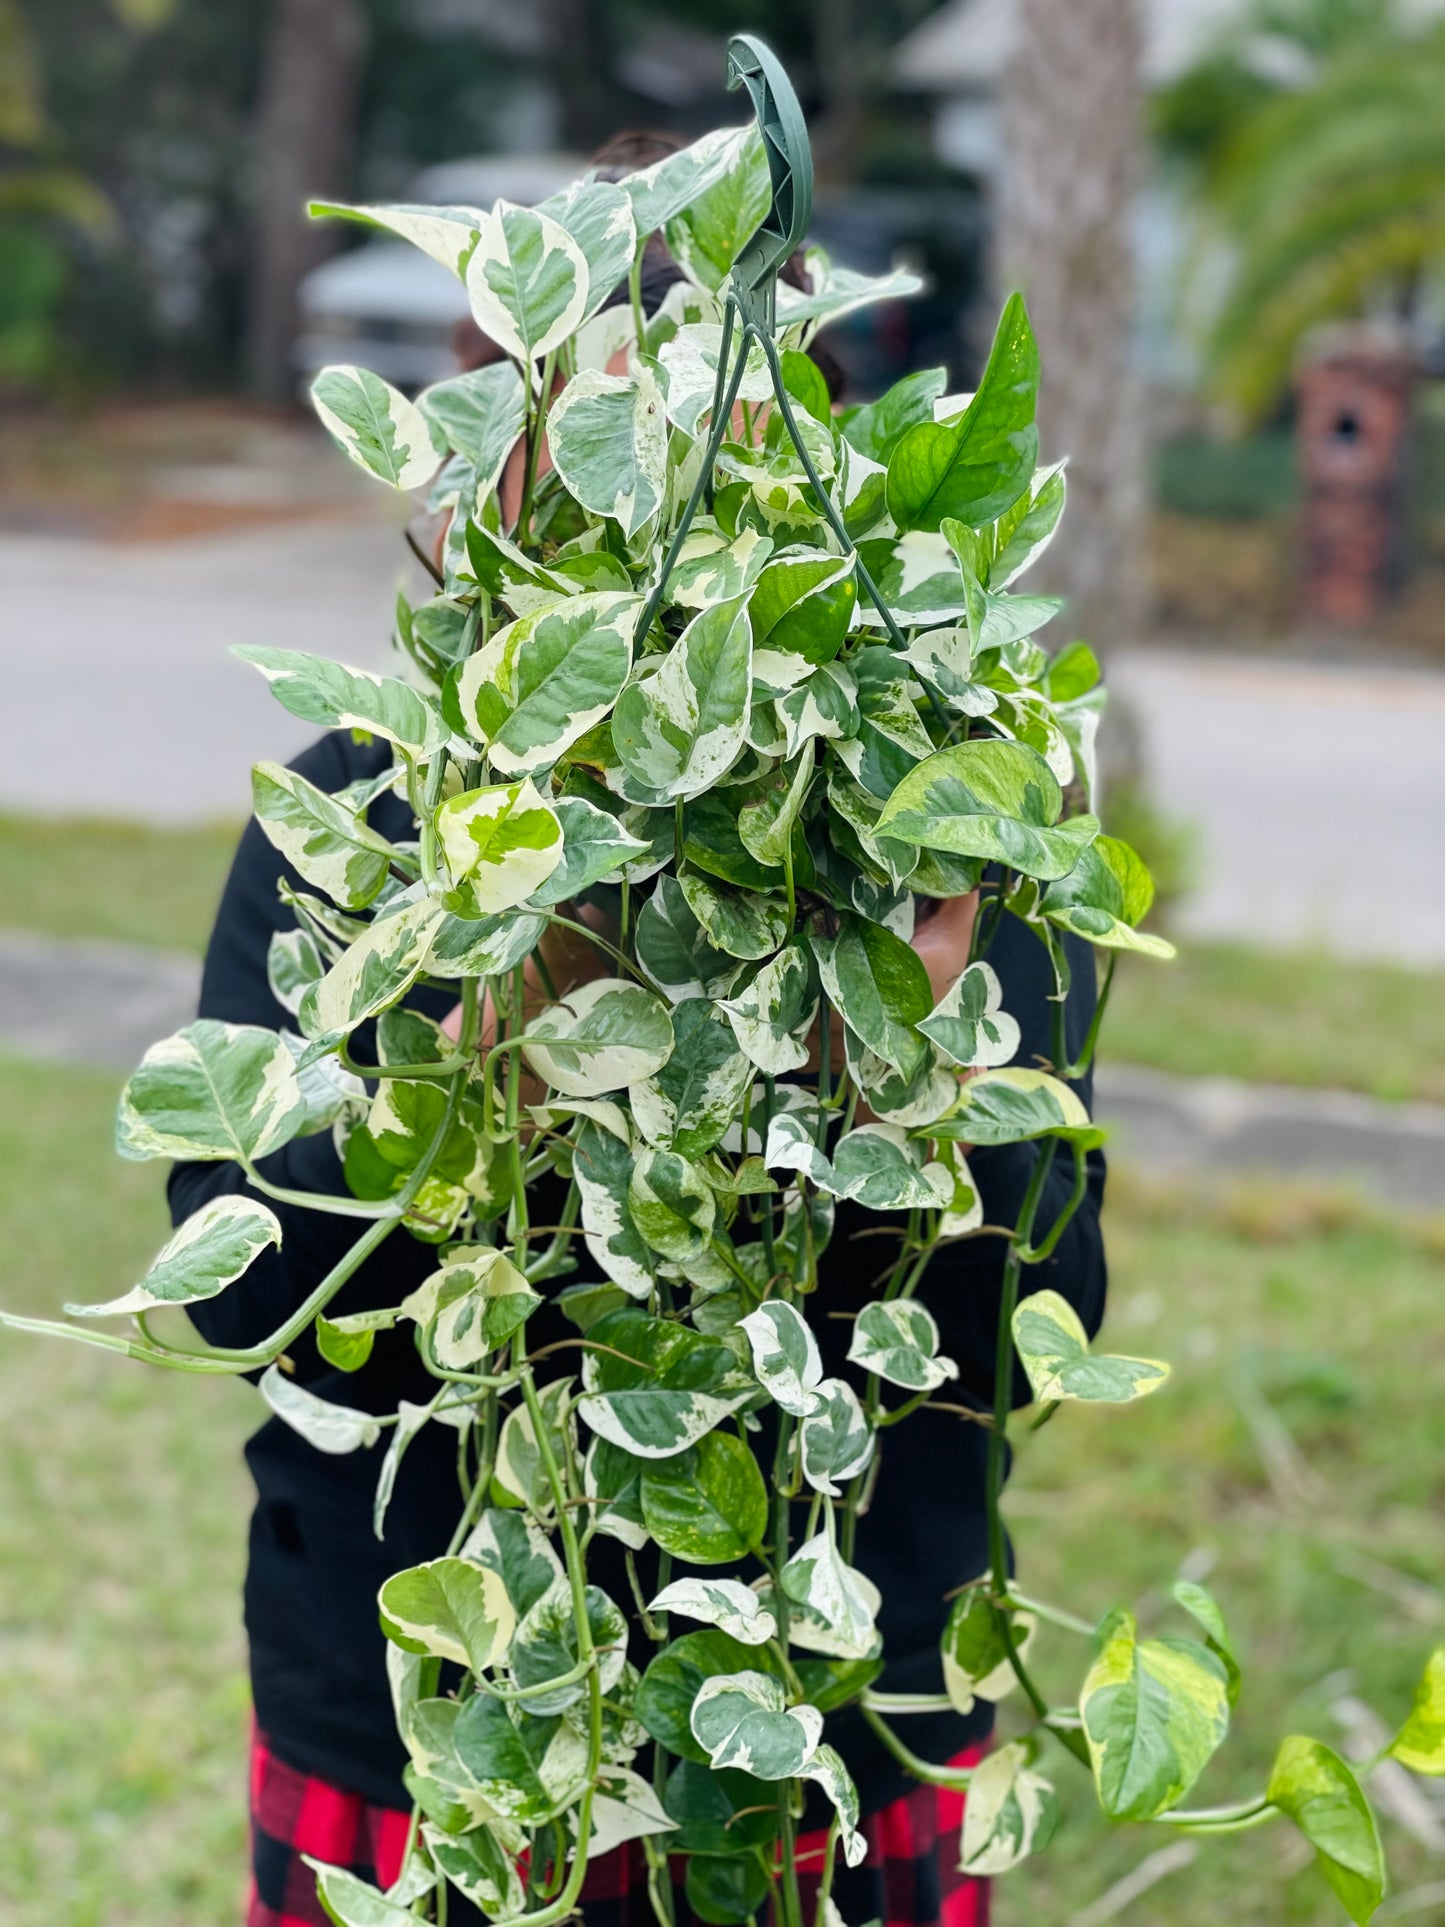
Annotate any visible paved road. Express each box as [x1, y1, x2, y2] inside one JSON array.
[[2, 519, 1442, 962]]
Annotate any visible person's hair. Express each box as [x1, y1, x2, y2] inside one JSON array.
[[452, 127, 844, 403]]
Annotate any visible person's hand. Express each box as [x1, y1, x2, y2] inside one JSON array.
[[910, 890, 980, 1005]]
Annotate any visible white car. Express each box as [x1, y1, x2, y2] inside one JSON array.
[[294, 153, 582, 390]]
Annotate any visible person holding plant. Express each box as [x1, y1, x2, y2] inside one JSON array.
[[165, 136, 1107, 1927]]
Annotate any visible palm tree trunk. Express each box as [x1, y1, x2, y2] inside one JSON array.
[[999, 0, 1147, 644], [247, 0, 367, 400]]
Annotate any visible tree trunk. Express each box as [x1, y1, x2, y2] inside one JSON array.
[[998, 0, 1146, 645], [247, 0, 366, 401]]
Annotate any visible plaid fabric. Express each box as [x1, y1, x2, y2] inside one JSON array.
[[248, 1726, 989, 1927]]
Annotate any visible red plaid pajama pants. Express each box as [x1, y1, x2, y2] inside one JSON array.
[[248, 1727, 989, 1927]]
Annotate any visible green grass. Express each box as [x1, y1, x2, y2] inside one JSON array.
[[0, 1053, 254, 1927], [0, 813, 240, 954], [996, 1169, 1445, 1925], [1109, 941, 1445, 1106], [2, 1055, 1442, 1925]]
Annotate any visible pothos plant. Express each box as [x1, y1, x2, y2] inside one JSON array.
[[6, 35, 1441, 1927]]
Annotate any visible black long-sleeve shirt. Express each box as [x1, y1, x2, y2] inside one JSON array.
[[170, 728, 1106, 1816]]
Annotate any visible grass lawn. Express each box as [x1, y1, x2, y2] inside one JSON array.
[[2, 1054, 1443, 1925], [0, 813, 240, 955], [3, 812, 1444, 1108]]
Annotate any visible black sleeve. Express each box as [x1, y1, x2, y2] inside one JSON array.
[[166, 732, 444, 1375], [912, 911, 1108, 1409]]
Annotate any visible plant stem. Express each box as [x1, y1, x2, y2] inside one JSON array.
[[859, 1705, 974, 1790]]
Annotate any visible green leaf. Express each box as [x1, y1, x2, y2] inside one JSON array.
[[718, 942, 818, 1076], [464, 199, 588, 368], [299, 896, 445, 1043], [847, 1300, 958, 1393], [586, 1767, 678, 1859], [736, 753, 813, 871], [533, 177, 637, 325], [958, 1740, 1059, 1876], [548, 364, 667, 537], [509, 1580, 628, 1714], [1268, 1737, 1386, 1924], [418, 360, 526, 498], [307, 198, 482, 274], [677, 866, 789, 963], [932, 1067, 1103, 1149], [920, 960, 1021, 1070], [649, 1578, 777, 1647], [458, 594, 642, 779], [622, 126, 756, 235], [749, 549, 856, 673], [378, 1556, 516, 1672], [524, 978, 674, 1099], [425, 909, 546, 980], [436, 778, 564, 914], [233, 645, 445, 756], [657, 323, 774, 438], [572, 1119, 657, 1300], [642, 1432, 769, 1564], [1172, 1580, 1242, 1706], [400, 1247, 540, 1370], [690, 1670, 823, 1776], [116, 1019, 305, 1163], [802, 1743, 868, 1868], [422, 1823, 524, 1917], [460, 1507, 564, 1621], [855, 531, 972, 631], [808, 912, 932, 1080], [309, 363, 441, 492], [251, 761, 395, 912], [1389, 1648, 1445, 1775], [306, 1863, 421, 1927], [739, 1301, 823, 1417], [885, 294, 1039, 532], [668, 523, 775, 610], [777, 257, 925, 332], [940, 1587, 1037, 1715], [992, 462, 1067, 586], [584, 1435, 649, 1550], [627, 1148, 716, 1263], [663, 128, 771, 292], [629, 1000, 751, 1159], [842, 367, 948, 463], [67, 1194, 282, 1318], [612, 593, 753, 802], [1041, 834, 1176, 958], [315, 1308, 392, 1373], [663, 1757, 780, 1854], [452, 1694, 589, 1825], [530, 796, 649, 908], [875, 738, 1098, 882], [492, 1378, 575, 1516], [686, 1853, 771, 1926], [635, 872, 740, 1002], [577, 1305, 751, 1459], [1012, 1289, 1169, 1405], [799, 1378, 874, 1498], [638, 1629, 783, 1765], [781, 1529, 879, 1661], [267, 927, 325, 1016], [828, 1123, 952, 1211], [1080, 1608, 1231, 1821], [259, 1365, 382, 1454]]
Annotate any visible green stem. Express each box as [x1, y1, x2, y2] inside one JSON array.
[[1067, 952, 1116, 1080], [1003, 1587, 1095, 1638], [629, 242, 647, 348], [516, 349, 557, 546], [859, 1705, 974, 1790], [1016, 1141, 1089, 1264], [984, 1140, 1057, 1720]]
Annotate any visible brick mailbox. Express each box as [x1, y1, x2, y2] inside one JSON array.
[[1296, 329, 1415, 625]]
